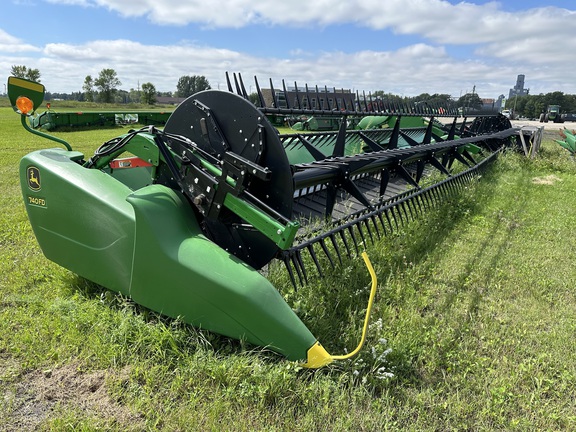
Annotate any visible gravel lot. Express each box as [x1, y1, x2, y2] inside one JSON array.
[[511, 119, 576, 131]]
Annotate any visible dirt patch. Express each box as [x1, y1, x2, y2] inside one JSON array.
[[2, 362, 144, 431], [532, 174, 562, 185]]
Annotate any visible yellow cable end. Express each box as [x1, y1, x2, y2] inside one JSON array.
[[301, 252, 378, 368], [301, 342, 333, 369]]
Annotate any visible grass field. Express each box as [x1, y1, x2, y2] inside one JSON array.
[[1, 104, 575, 431]]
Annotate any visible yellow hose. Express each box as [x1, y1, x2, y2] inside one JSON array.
[[302, 251, 378, 368], [331, 251, 378, 360]]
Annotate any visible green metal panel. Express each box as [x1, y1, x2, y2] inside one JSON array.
[[355, 115, 390, 130], [19, 148, 317, 361], [19, 149, 136, 295], [127, 185, 317, 361]]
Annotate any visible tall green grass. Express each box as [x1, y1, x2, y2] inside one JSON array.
[[1, 107, 575, 430]]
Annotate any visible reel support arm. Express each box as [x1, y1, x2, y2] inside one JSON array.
[[160, 129, 301, 251]]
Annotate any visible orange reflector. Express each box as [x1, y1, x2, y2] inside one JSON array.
[[16, 96, 34, 115]]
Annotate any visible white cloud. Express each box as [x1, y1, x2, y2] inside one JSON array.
[[0, 29, 41, 53], [42, 0, 576, 67], [35, 38, 521, 97], [45, 0, 576, 41], [7, 1, 576, 95]]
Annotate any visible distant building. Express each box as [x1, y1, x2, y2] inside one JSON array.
[[481, 95, 506, 112], [509, 74, 529, 99]]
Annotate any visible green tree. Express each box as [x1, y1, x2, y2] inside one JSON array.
[[141, 82, 157, 105], [11, 65, 41, 82], [457, 92, 483, 111], [94, 69, 122, 103], [129, 88, 141, 103], [83, 75, 95, 102], [175, 75, 211, 98], [248, 92, 259, 105]]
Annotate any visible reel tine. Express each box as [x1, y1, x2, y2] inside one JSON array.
[[325, 86, 332, 110], [337, 230, 351, 259], [384, 207, 396, 230], [319, 238, 336, 269], [347, 226, 360, 255], [295, 250, 308, 284], [342, 88, 350, 111], [307, 244, 324, 278], [430, 183, 441, 203], [392, 202, 407, 227], [383, 98, 392, 113], [402, 200, 413, 221], [282, 80, 291, 109], [376, 212, 388, 235], [294, 81, 302, 109], [282, 253, 298, 289], [330, 233, 344, 264], [420, 190, 431, 212], [392, 205, 403, 227], [254, 76, 266, 108], [355, 222, 367, 247], [404, 198, 414, 221], [225, 72, 234, 92], [438, 182, 448, 197], [315, 85, 323, 110], [368, 91, 374, 113], [418, 190, 428, 211], [238, 73, 249, 99], [269, 78, 279, 108], [305, 84, 312, 110], [411, 194, 422, 215], [291, 253, 305, 286], [408, 197, 418, 219], [400, 201, 410, 223], [455, 176, 463, 191], [369, 215, 381, 239], [233, 73, 242, 96]]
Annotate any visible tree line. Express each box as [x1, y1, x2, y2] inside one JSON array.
[[505, 92, 576, 119], [9, 65, 576, 115], [9, 65, 211, 105]]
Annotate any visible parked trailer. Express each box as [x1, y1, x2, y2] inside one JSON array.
[[31, 110, 173, 130]]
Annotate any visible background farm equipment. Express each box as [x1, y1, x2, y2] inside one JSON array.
[[30, 109, 172, 130], [9, 74, 519, 367], [290, 115, 345, 131], [540, 104, 564, 123]]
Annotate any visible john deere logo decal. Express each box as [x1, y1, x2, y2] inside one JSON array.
[[27, 166, 41, 191]]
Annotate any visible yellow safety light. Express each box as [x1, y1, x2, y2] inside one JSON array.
[[16, 96, 34, 115]]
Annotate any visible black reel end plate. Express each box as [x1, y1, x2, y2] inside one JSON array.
[[164, 90, 294, 269]]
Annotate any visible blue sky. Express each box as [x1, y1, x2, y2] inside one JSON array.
[[1, 0, 575, 99]]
